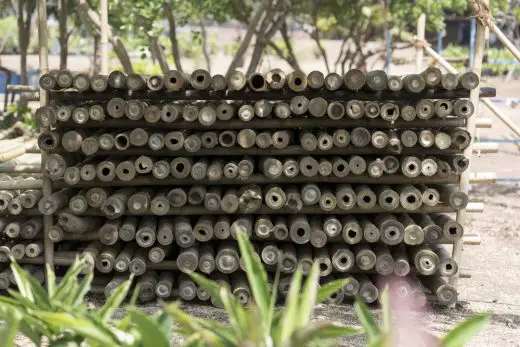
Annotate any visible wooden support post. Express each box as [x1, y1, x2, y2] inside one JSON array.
[[451, 0, 488, 289], [100, 0, 109, 74], [38, 0, 54, 285], [415, 14, 426, 73]]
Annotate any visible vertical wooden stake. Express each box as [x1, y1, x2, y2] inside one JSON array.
[[415, 14, 426, 73], [38, 0, 55, 288], [451, 0, 489, 289], [100, 0, 109, 74]]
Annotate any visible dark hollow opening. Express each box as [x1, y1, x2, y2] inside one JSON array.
[[294, 77, 302, 85], [176, 163, 185, 172], [348, 230, 357, 239], [297, 228, 305, 237], [251, 75, 265, 89], [196, 75, 204, 82], [170, 77, 177, 84], [407, 195, 416, 203]]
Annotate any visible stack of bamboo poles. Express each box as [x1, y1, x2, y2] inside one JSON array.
[[0, 68, 495, 306]]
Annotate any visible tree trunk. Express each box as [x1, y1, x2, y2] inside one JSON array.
[[92, 35, 101, 74], [58, 0, 68, 69], [164, 4, 183, 72], [280, 21, 301, 71], [148, 35, 170, 73], [247, 12, 285, 75], [225, 2, 267, 78], [17, 0, 35, 85], [200, 20, 211, 73], [76, 0, 133, 73]]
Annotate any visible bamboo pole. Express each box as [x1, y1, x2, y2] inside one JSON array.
[[38, 0, 54, 282], [469, 0, 520, 63], [451, 0, 488, 289], [415, 14, 426, 73], [401, 24, 519, 138], [100, 0, 109, 74]]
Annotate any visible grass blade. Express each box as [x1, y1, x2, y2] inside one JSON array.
[[440, 313, 491, 347], [236, 231, 271, 325], [128, 309, 170, 347], [297, 262, 320, 328], [354, 297, 380, 342], [96, 277, 133, 323], [278, 266, 303, 345], [317, 278, 351, 304]]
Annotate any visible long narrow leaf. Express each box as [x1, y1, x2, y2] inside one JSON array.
[[278, 266, 303, 345], [46, 264, 56, 297], [9, 260, 35, 303], [72, 271, 94, 306], [164, 302, 236, 346], [52, 260, 88, 303], [291, 322, 362, 345], [267, 266, 281, 330], [0, 312, 21, 347], [379, 287, 391, 336], [97, 277, 133, 323], [156, 312, 173, 341], [236, 231, 271, 324], [297, 262, 321, 328], [189, 272, 224, 302], [128, 309, 170, 347], [33, 311, 120, 346], [354, 297, 380, 342], [440, 313, 491, 347], [317, 278, 351, 304], [218, 286, 249, 340]]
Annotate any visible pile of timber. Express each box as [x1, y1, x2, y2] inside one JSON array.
[[0, 68, 484, 306]]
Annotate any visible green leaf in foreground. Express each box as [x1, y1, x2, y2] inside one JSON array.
[[440, 313, 492, 347], [128, 309, 170, 347], [354, 296, 380, 343]]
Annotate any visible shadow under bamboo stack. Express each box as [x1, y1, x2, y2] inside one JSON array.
[[0, 67, 480, 306]]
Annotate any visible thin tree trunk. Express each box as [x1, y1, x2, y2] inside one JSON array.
[[17, 0, 35, 85], [76, 0, 133, 73], [93, 35, 101, 74], [247, 12, 285, 74], [311, 8, 330, 73], [148, 35, 170, 73], [58, 0, 68, 69], [200, 20, 211, 73], [246, 3, 275, 75], [225, 2, 268, 78], [280, 21, 301, 71], [164, 4, 183, 72]]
